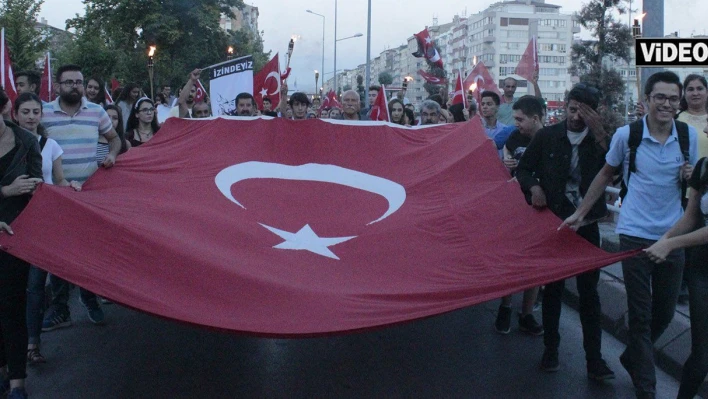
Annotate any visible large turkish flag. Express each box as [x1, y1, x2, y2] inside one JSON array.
[[0, 118, 630, 336]]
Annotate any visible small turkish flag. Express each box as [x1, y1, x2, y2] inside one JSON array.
[[463, 62, 501, 106], [451, 71, 467, 109], [515, 36, 539, 82], [104, 86, 114, 105], [111, 78, 120, 92], [39, 53, 53, 103], [254, 53, 281, 110], [1, 28, 17, 105], [417, 69, 446, 85], [193, 79, 207, 103], [412, 28, 443, 69], [369, 85, 390, 122], [320, 89, 341, 110]]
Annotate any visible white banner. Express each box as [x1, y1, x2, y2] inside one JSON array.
[[209, 55, 254, 116]]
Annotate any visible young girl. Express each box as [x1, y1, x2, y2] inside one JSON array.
[[101, 104, 129, 164], [125, 97, 159, 147]]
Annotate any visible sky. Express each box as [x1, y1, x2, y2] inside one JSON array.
[[39, 0, 708, 92]]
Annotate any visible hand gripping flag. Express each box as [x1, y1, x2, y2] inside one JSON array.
[[451, 72, 467, 109], [39, 53, 54, 103], [0, 28, 17, 104], [369, 85, 390, 122], [254, 53, 282, 110], [0, 118, 634, 336], [412, 28, 443, 69], [515, 36, 539, 82], [464, 62, 501, 106], [417, 69, 446, 85]]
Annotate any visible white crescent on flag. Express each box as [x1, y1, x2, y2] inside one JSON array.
[[265, 71, 281, 96]]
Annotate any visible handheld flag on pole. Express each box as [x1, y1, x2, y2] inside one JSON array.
[[40, 53, 53, 102], [369, 85, 390, 122], [412, 28, 444, 69], [515, 36, 539, 82], [1, 28, 17, 104]]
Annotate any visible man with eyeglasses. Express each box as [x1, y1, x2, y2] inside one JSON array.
[[41, 64, 122, 330], [561, 71, 699, 399]]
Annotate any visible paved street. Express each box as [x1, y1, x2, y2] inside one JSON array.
[[24, 292, 683, 399]]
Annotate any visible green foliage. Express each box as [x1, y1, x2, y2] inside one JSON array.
[[57, 0, 269, 94], [0, 0, 50, 71], [571, 0, 632, 113], [377, 71, 393, 86]]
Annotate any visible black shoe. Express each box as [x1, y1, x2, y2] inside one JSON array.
[[518, 313, 544, 336], [587, 359, 615, 381], [541, 348, 559, 372], [495, 306, 512, 334]]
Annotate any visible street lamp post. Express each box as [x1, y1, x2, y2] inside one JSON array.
[[315, 70, 319, 98], [334, 33, 364, 94], [147, 45, 156, 100], [306, 9, 325, 93], [334, 0, 338, 94], [364, 0, 372, 109]]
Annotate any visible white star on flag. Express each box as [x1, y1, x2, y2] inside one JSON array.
[[259, 223, 356, 260], [425, 37, 432, 44], [260, 88, 268, 97]]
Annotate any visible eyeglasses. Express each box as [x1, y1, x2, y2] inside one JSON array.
[[650, 94, 681, 106], [139, 108, 155, 114], [60, 80, 84, 87]]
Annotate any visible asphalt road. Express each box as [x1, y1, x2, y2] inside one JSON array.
[[25, 293, 682, 398]]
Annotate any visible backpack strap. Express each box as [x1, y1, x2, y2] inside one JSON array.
[[619, 119, 644, 200], [676, 120, 691, 200], [39, 136, 48, 152]]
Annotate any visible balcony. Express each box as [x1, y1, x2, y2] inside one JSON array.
[[483, 35, 496, 43], [572, 26, 581, 34], [485, 60, 495, 67]]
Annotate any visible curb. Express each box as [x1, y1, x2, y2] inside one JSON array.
[[559, 222, 706, 398]]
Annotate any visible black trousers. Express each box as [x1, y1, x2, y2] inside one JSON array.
[[542, 222, 603, 362], [0, 251, 29, 380]]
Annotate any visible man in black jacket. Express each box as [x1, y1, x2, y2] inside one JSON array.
[[516, 83, 615, 380]]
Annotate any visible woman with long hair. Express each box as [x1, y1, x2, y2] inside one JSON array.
[[388, 99, 405, 125], [0, 87, 43, 399], [677, 74, 708, 157], [115, 83, 142, 131], [126, 97, 159, 147], [100, 104, 129, 164], [12, 92, 81, 367], [85, 77, 107, 106]]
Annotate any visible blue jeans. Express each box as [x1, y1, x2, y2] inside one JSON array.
[[619, 234, 684, 395], [678, 264, 708, 399], [48, 275, 99, 313], [26, 266, 48, 345]]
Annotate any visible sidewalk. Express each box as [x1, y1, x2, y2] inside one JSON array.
[[561, 220, 705, 397]]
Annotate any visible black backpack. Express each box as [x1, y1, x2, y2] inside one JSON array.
[[619, 119, 690, 201], [39, 136, 47, 151]]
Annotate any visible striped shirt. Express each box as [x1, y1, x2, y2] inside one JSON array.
[[42, 98, 113, 182]]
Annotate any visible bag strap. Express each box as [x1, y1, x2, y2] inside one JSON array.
[[39, 136, 47, 152], [619, 119, 644, 200], [676, 120, 691, 200]]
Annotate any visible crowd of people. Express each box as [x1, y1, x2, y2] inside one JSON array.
[[0, 62, 706, 399]]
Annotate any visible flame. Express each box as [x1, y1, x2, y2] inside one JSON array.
[[227, 46, 234, 54], [148, 46, 156, 57], [404, 76, 413, 82], [637, 12, 646, 21], [469, 83, 478, 92], [291, 35, 300, 42], [473, 55, 478, 65]]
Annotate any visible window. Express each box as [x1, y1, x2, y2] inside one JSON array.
[[500, 17, 508, 27], [509, 18, 529, 26], [499, 66, 516, 75], [538, 31, 557, 39], [500, 54, 522, 63], [506, 30, 527, 39]]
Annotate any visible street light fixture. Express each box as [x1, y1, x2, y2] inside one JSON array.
[[334, 32, 363, 94], [306, 9, 325, 93], [315, 70, 319, 97]]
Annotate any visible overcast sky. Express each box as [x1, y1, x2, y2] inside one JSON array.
[[40, 0, 707, 92]]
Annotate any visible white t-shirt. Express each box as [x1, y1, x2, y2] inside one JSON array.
[[39, 136, 63, 185]]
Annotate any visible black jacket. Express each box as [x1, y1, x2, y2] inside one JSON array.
[[0, 120, 43, 224], [516, 120, 608, 221]]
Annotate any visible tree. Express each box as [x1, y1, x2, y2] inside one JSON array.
[[422, 45, 446, 96], [571, 0, 633, 120], [0, 0, 50, 71], [59, 0, 269, 93], [377, 71, 393, 86]]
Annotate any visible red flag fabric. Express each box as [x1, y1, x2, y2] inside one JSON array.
[[463, 62, 502, 107], [451, 72, 466, 109], [39, 53, 53, 103], [0, 119, 632, 336], [412, 28, 443, 68], [254, 53, 282, 110], [111, 78, 120, 92], [417, 69, 446, 85], [193, 79, 207, 103], [0, 28, 17, 104], [369, 85, 390, 122], [320, 90, 341, 110], [515, 36, 539, 82], [104, 86, 114, 105], [280, 66, 291, 81]]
